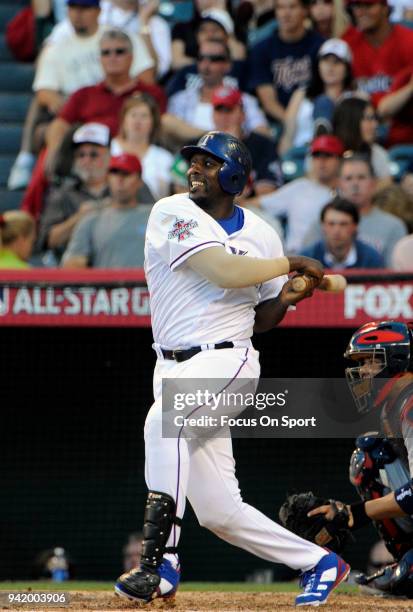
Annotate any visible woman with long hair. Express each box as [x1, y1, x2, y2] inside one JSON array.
[[309, 0, 349, 39], [0, 211, 36, 269], [332, 96, 392, 186], [279, 38, 354, 155], [111, 93, 174, 200]]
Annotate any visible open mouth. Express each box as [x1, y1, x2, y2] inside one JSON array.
[[189, 179, 206, 192]]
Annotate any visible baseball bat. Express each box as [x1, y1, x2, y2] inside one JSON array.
[[291, 274, 347, 293]]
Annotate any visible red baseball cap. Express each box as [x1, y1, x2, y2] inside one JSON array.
[[109, 153, 142, 175], [212, 86, 242, 109], [310, 135, 345, 156]]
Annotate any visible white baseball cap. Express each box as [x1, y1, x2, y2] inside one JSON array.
[[318, 38, 352, 64], [200, 9, 234, 35], [73, 122, 110, 147]]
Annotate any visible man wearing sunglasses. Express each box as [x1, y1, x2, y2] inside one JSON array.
[[343, 0, 413, 106], [163, 38, 269, 146]]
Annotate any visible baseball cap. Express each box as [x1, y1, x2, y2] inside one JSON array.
[[310, 135, 345, 156], [67, 0, 100, 6], [73, 123, 110, 147], [212, 86, 242, 109], [200, 9, 234, 35], [318, 38, 352, 64], [109, 153, 142, 174]]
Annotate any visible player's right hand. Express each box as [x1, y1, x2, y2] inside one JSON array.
[[287, 256, 324, 289]]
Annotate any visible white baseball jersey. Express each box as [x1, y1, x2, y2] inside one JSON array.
[[144, 193, 287, 349]]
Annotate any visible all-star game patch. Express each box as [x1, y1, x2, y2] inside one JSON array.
[[168, 217, 199, 242]]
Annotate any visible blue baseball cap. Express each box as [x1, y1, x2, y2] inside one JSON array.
[[67, 0, 100, 7]]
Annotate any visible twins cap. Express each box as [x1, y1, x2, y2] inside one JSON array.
[[109, 153, 142, 174], [318, 38, 352, 64], [311, 135, 345, 156], [67, 0, 100, 6], [212, 86, 242, 109], [73, 123, 110, 147], [200, 9, 234, 35]]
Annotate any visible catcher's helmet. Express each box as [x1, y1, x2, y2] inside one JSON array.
[[180, 131, 252, 195], [344, 320, 413, 414]]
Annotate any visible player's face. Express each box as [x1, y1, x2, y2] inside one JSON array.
[[338, 161, 376, 208], [350, 1, 388, 32], [187, 153, 224, 206], [322, 209, 357, 249], [358, 355, 385, 378]]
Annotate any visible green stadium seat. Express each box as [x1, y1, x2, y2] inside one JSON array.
[[0, 124, 22, 154], [0, 93, 31, 122], [0, 34, 13, 61], [388, 144, 413, 181], [281, 145, 308, 182], [0, 63, 34, 92], [0, 188, 23, 212], [0, 155, 16, 186]]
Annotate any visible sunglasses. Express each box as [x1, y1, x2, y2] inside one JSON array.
[[214, 105, 237, 112], [312, 151, 337, 158], [100, 47, 129, 56], [197, 54, 228, 63], [75, 150, 101, 159]]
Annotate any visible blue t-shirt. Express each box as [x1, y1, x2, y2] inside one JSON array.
[[301, 239, 385, 268], [248, 30, 324, 108], [216, 206, 244, 235]]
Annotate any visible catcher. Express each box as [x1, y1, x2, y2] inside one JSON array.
[[279, 320, 413, 597]]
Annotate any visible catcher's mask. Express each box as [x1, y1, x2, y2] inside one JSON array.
[[344, 321, 413, 414]]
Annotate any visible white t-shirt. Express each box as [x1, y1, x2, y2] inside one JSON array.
[[111, 139, 174, 200], [260, 177, 333, 254], [34, 24, 153, 95], [145, 194, 287, 348]]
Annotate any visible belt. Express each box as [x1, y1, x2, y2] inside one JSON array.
[[161, 341, 234, 363]]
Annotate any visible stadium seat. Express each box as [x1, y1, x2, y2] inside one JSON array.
[[159, 1, 194, 24], [388, 144, 413, 181], [0, 93, 31, 122], [0, 188, 23, 212], [0, 34, 12, 61], [281, 145, 308, 182], [0, 125, 22, 154], [0, 155, 16, 187], [0, 63, 34, 92], [0, 5, 24, 30]]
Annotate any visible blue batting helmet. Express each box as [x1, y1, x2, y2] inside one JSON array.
[[180, 131, 252, 195]]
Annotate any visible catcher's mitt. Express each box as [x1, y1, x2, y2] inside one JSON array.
[[278, 491, 352, 553]]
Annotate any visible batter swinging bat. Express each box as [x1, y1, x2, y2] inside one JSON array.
[[291, 274, 347, 293]]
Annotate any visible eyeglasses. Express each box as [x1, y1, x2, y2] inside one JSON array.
[[197, 54, 228, 63], [100, 47, 129, 57], [214, 105, 236, 112], [75, 151, 101, 159], [312, 151, 336, 158]]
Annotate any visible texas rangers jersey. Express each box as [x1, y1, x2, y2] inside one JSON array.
[[144, 193, 287, 348]]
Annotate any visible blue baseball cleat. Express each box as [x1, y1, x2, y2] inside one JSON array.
[[114, 558, 180, 603], [295, 551, 350, 607]]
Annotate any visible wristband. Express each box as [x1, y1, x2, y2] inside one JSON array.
[[395, 481, 413, 515], [350, 501, 371, 529]]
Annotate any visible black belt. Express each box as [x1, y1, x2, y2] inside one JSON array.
[[161, 341, 234, 363]]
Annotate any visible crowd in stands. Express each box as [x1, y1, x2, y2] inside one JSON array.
[[1, 0, 413, 270]]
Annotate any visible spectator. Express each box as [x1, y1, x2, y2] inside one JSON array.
[[392, 234, 413, 270], [372, 184, 413, 233], [0, 212, 36, 269], [342, 0, 413, 106], [309, 0, 349, 38], [171, 0, 230, 70], [279, 38, 354, 154], [301, 196, 385, 267], [211, 85, 283, 197], [163, 38, 268, 146], [332, 96, 392, 186], [8, 0, 155, 191], [247, 135, 344, 253], [401, 161, 413, 200], [45, 28, 166, 176], [37, 123, 111, 264], [62, 153, 151, 267], [166, 9, 247, 97], [111, 93, 173, 200], [388, 0, 413, 20], [377, 66, 413, 146], [248, 0, 324, 124], [336, 154, 407, 264]]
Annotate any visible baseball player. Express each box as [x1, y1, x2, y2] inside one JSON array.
[[297, 321, 413, 596], [114, 131, 350, 607]]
